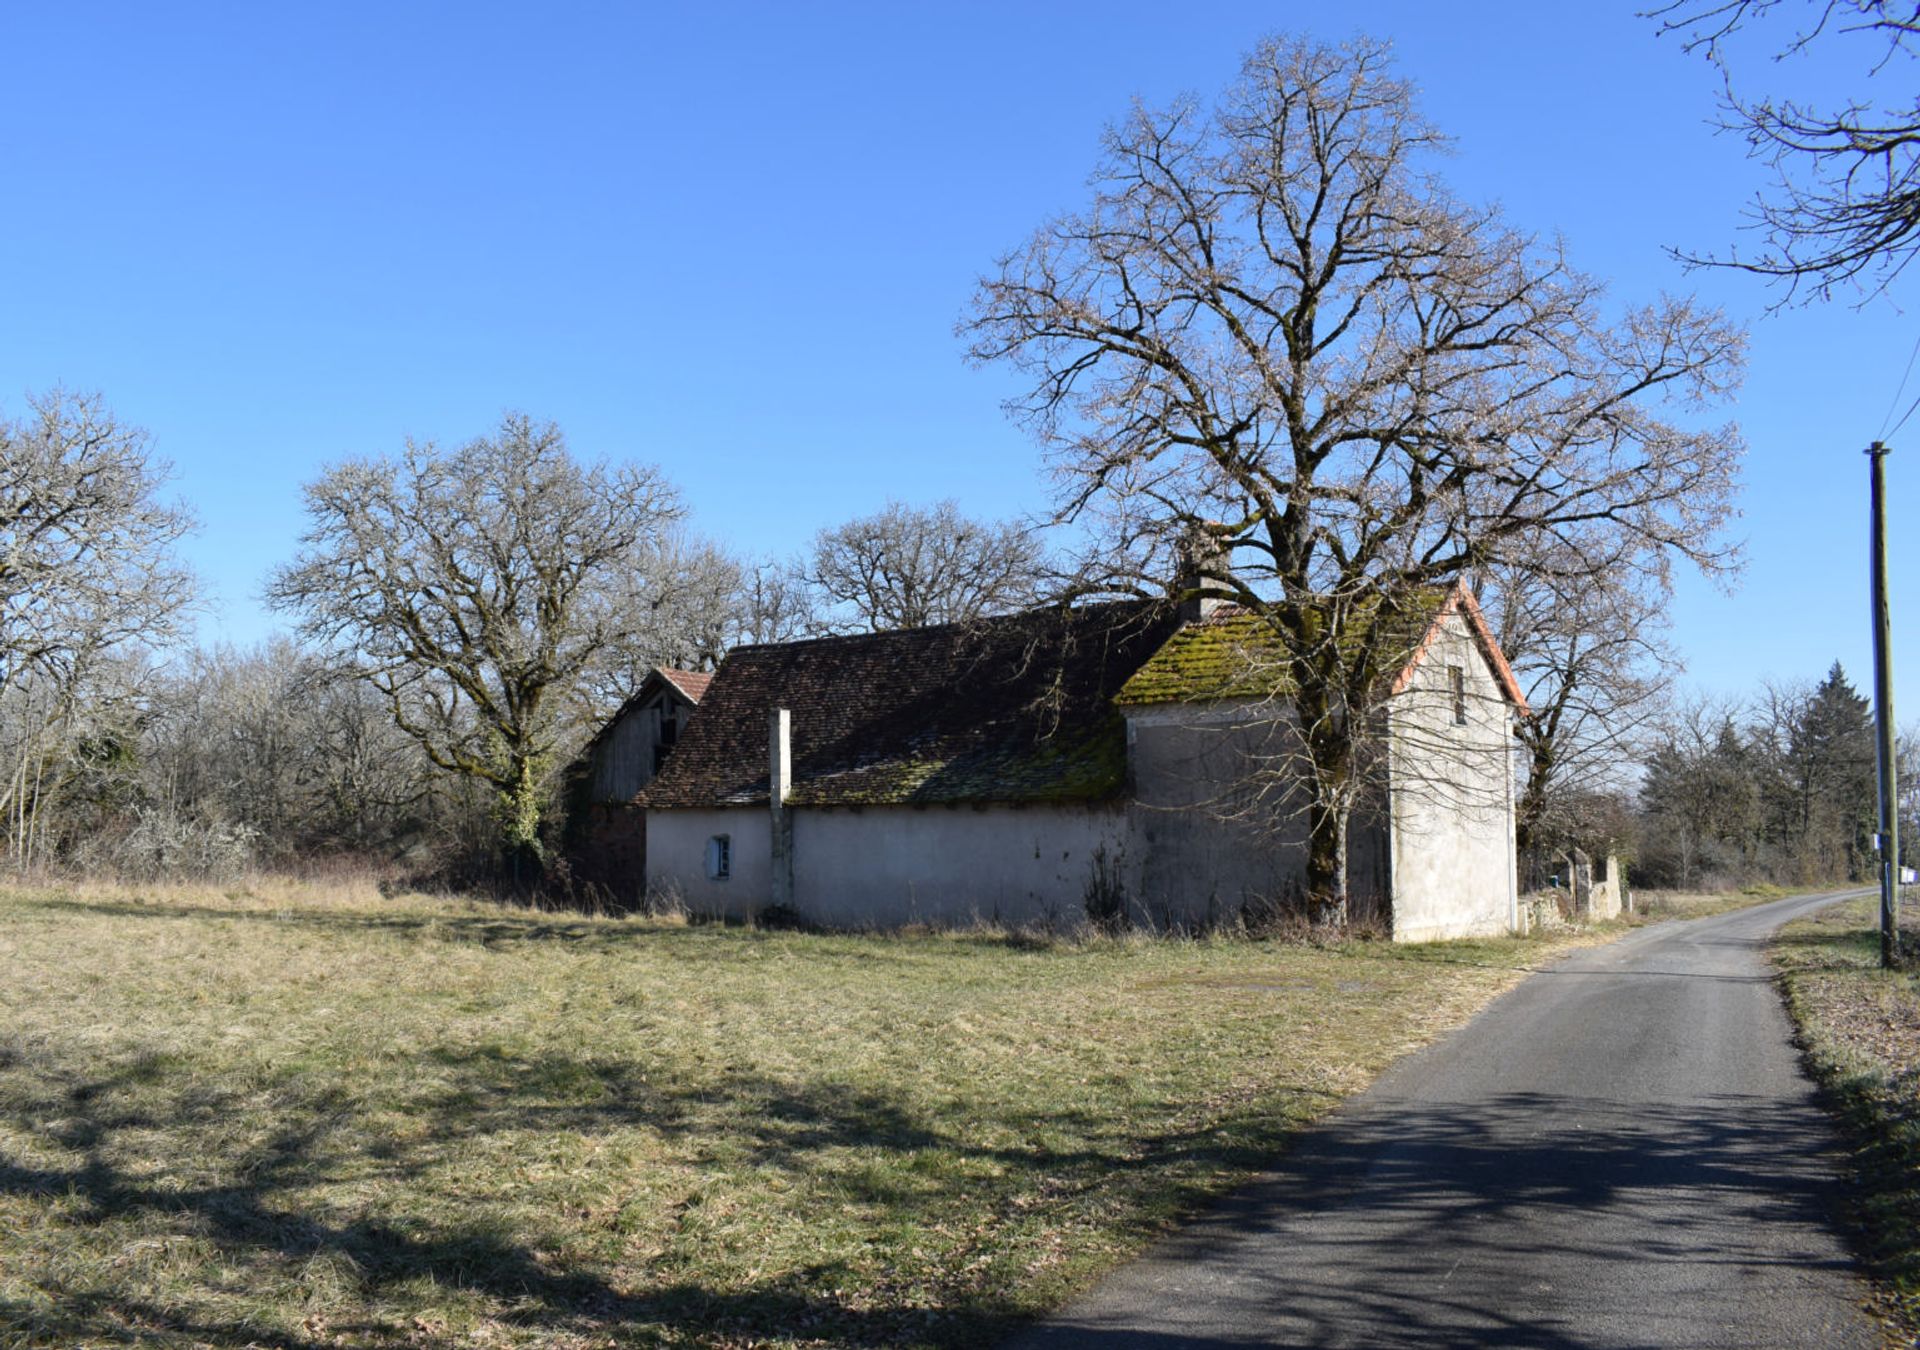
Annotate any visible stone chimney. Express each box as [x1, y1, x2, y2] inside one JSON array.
[[769, 708, 794, 911], [1173, 522, 1230, 623]]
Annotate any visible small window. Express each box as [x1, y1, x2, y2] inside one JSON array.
[[705, 834, 731, 881], [1449, 665, 1467, 726], [658, 706, 679, 747]]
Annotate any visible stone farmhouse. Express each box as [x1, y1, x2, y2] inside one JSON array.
[[604, 582, 1528, 941]]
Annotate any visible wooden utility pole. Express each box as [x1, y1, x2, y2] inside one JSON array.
[[1867, 441, 1900, 968]]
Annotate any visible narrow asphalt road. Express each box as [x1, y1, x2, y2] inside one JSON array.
[[1006, 889, 1882, 1349]]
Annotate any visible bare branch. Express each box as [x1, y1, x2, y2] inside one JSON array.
[[266, 413, 684, 870], [964, 33, 1745, 920], [1651, 0, 1920, 302]]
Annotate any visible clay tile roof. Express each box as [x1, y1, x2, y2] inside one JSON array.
[[580, 666, 714, 758], [657, 668, 714, 703], [637, 601, 1181, 809], [1393, 582, 1530, 714]]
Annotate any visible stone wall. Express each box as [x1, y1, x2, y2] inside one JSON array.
[[1571, 851, 1625, 920], [568, 803, 647, 907]]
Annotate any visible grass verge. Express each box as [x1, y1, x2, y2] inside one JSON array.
[[1772, 892, 1920, 1346], [1, 877, 1611, 1349]]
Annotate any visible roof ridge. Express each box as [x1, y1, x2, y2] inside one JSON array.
[[722, 597, 1160, 656]]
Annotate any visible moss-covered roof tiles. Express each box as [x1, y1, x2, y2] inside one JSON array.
[[635, 601, 1180, 809], [635, 582, 1525, 810], [1114, 588, 1453, 707]]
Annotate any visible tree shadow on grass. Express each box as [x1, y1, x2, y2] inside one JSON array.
[[0, 1095, 998, 1347], [0, 1024, 1330, 1348], [1, 896, 1883, 1347], [0, 1021, 1880, 1350]]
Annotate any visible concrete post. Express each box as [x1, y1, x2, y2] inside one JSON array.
[[769, 708, 794, 912], [1570, 848, 1593, 918]]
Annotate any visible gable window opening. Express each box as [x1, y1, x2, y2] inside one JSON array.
[[1449, 665, 1467, 726], [705, 834, 731, 881]]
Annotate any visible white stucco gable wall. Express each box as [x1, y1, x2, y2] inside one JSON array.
[[1385, 608, 1519, 942]]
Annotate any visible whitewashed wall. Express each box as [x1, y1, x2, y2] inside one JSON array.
[[792, 805, 1127, 929], [646, 807, 770, 916], [1384, 611, 1519, 942], [646, 802, 1129, 928]]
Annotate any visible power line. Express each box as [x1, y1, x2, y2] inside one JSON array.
[[1881, 331, 1920, 440], [1889, 387, 1920, 442]]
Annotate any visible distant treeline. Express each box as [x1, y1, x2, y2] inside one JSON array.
[[1627, 663, 1914, 891]]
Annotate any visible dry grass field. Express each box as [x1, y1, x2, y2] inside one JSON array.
[[1628, 883, 1802, 921], [0, 877, 1609, 1348], [1773, 893, 1920, 1346]]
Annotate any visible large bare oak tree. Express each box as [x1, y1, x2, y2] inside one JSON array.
[[966, 34, 1745, 923], [268, 414, 682, 876], [1476, 531, 1687, 867], [0, 390, 196, 693]]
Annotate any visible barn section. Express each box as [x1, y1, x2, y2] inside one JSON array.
[[634, 585, 1528, 938], [564, 667, 710, 903], [636, 602, 1176, 927]]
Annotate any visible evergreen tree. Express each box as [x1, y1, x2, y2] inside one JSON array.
[[1789, 663, 1878, 880]]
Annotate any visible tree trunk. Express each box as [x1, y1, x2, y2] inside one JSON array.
[[1515, 740, 1554, 868], [496, 749, 547, 891], [1294, 665, 1354, 930], [1304, 797, 1351, 928]]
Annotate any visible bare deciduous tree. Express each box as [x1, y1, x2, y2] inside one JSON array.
[[267, 413, 684, 876], [0, 389, 197, 869], [1476, 531, 1685, 866], [731, 558, 820, 646], [0, 389, 196, 695], [139, 640, 432, 865], [966, 34, 1745, 923], [806, 499, 1050, 633], [1636, 665, 1890, 888], [575, 532, 744, 718], [1652, 0, 1920, 301], [1638, 690, 1762, 888], [0, 656, 142, 872]]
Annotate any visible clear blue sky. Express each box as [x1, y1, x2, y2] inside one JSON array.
[[0, 1, 1912, 714]]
